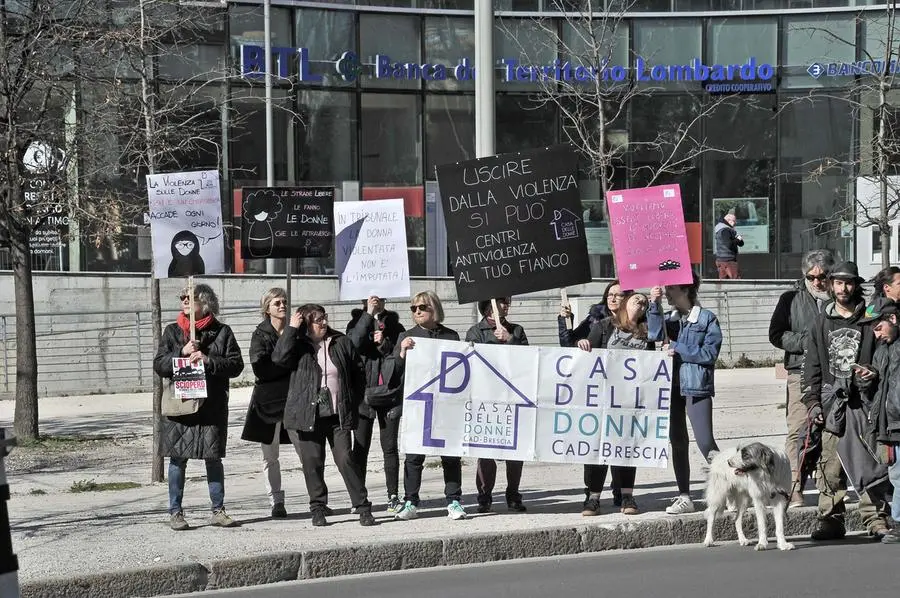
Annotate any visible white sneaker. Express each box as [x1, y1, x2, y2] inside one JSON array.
[[666, 495, 695, 515], [447, 500, 468, 520], [394, 501, 418, 520]]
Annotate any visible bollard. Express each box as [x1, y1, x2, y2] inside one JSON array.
[[0, 430, 19, 598]]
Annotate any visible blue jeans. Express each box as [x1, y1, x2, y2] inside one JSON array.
[[889, 458, 900, 521], [168, 457, 224, 514]]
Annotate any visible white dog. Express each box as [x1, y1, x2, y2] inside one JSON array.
[[703, 443, 795, 551]]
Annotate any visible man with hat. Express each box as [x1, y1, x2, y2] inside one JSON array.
[[802, 261, 879, 540], [465, 296, 529, 513]]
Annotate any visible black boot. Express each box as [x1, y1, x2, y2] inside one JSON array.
[[811, 517, 846, 541]]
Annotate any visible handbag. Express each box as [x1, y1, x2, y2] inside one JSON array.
[[161, 378, 203, 416], [316, 341, 335, 419]]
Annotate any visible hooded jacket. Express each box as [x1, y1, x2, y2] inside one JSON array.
[[801, 300, 876, 409], [558, 303, 609, 347], [714, 219, 743, 262], [345, 308, 405, 415], [769, 279, 828, 373]]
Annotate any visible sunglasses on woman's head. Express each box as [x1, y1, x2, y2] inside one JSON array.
[[410, 304, 431, 313]]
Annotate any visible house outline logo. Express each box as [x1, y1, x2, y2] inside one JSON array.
[[406, 348, 536, 451], [550, 208, 583, 241]]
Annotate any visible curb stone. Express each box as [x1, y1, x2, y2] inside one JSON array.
[[20, 507, 867, 598]]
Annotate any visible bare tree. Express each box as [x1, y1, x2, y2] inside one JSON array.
[[781, 5, 900, 269], [0, 0, 109, 441], [501, 0, 739, 205]]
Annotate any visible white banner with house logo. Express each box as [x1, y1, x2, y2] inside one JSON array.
[[399, 339, 672, 468]]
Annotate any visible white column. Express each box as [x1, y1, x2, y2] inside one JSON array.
[[264, 0, 276, 274], [474, 0, 495, 159]]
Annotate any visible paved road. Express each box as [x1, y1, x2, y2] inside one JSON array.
[[193, 534, 895, 598]]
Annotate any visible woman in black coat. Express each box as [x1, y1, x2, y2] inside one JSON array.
[[271, 303, 376, 527], [240, 288, 309, 519], [153, 283, 244, 531]]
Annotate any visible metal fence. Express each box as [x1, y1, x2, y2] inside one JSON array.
[[0, 287, 786, 398]]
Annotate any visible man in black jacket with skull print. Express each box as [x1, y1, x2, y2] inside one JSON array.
[[802, 261, 877, 541]]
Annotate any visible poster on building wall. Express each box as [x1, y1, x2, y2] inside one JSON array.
[[146, 170, 224, 279], [606, 184, 693, 290], [435, 145, 592, 304], [711, 197, 769, 254], [399, 338, 671, 467], [240, 187, 334, 259], [334, 198, 410, 300]]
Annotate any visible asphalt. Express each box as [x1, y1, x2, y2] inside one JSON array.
[[0, 368, 872, 598], [187, 535, 897, 598]]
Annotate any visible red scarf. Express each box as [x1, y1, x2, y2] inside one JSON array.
[[177, 312, 215, 340]]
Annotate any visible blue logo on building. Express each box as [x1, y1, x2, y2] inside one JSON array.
[[807, 63, 825, 79]]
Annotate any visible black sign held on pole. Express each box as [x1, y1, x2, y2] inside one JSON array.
[[240, 187, 334, 260], [435, 145, 591, 304]]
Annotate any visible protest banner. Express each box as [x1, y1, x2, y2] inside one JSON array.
[[334, 198, 410, 300], [146, 170, 224, 279], [240, 187, 334, 259], [172, 358, 207, 400], [606, 184, 692, 290], [400, 339, 671, 468], [435, 145, 591, 304]]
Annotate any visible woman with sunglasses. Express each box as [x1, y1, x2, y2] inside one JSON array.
[[272, 303, 376, 527], [153, 284, 244, 531], [577, 291, 654, 517], [393, 291, 468, 521], [241, 288, 318, 519], [467, 296, 529, 514]]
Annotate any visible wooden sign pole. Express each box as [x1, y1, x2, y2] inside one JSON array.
[[560, 287, 572, 330], [490, 298, 501, 332], [188, 275, 196, 343]]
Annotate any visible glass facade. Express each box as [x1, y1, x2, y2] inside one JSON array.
[[9, 1, 900, 280]]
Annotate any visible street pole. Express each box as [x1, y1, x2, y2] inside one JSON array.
[[263, 0, 276, 276], [0, 430, 19, 598], [475, 0, 495, 160]]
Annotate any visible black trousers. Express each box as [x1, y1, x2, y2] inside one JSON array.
[[583, 464, 636, 495], [352, 407, 401, 498], [403, 454, 462, 506], [476, 459, 524, 505], [296, 415, 371, 512]]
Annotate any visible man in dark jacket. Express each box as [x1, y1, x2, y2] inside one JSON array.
[[802, 261, 877, 540], [768, 249, 834, 507], [714, 212, 744, 279], [466, 297, 529, 513], [872, 301, 900, 543], [346, 295, 405, 513]]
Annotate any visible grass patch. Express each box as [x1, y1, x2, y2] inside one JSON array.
[[69, 479, 142, 493], [28, 489, 46, 495], [18, 435, 117, 450]]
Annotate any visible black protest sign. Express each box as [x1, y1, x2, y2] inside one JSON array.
[[240, 187, 334, 259], [435, 145, 591, 304]]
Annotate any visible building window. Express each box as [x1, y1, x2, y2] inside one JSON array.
[[494, 17, 559, 91], [360, 14, 422, 90], [778, 94, 853, 277], [707, 17, 777, 67], [496, 94, 558, 154], [295, 8, 357, 88], [297, 90, 358, 183], [633, 19, 702, 89], [782, 15, 856, 89], [425, 95, 475, 177], [424, 16, 475, 91]]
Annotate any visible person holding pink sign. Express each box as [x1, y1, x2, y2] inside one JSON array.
[[576, 291, 656, 516], [647, 273, 723, 515]]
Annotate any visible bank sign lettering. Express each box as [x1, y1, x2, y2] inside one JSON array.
[[807, 59, 900, 79], [241, 44, 774, 91]]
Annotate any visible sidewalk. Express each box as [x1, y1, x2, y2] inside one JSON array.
[[0, 368, 865, 597]]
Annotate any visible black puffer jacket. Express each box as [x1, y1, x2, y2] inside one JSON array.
[[769, 280, 827, 373], [465, 318, 528, 345], [153, 320, 244, 459], [346, 309, 405, 416], [272, 326, 365, 432], [872, 340, 900, 445], [241, 319, 292, 445]]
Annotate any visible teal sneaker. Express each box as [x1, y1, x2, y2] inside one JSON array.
[[395, 501, 418, 520], [447, 500, 468, 520]]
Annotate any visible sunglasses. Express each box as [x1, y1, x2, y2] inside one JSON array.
[[310, 317, 328, 324], [270, 300, 286, 307], [805, 274, 827, 282], [179, 295, 196, 302], [410, 304, 431, 313]]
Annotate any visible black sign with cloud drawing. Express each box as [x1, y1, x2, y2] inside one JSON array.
[[435, 145, 591, 304], [240, 187, 335, 259]]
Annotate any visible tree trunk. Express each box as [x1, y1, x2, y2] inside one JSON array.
[[11, 229, 38, 441], [150, 277, 163, 482]]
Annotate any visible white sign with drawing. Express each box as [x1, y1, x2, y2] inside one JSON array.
[[146, 170, 224, 279], [334, 198, 410, 300]]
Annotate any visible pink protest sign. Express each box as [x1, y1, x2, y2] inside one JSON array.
[[606, 184, 693, 290]]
